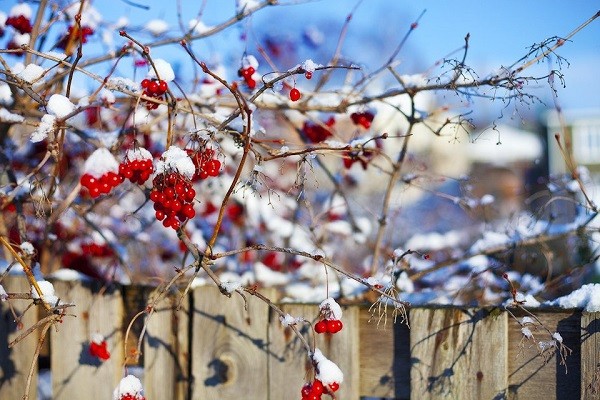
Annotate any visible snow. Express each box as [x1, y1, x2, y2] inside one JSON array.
[[469, 231, 510, 253], [237, 0, 260, 13], [113, 375, 144, 400], [0, 284, 7, 301], [254, 262, 290, 286], [107, 77, 140, 92], [301, 59, 322, 73], [83, 148, 119, 178], [513, 292, 541, 307], [242, 55, 259, 69], [279, 313, 303, 327], [155, 146, 195, 180], [0, 108, 24, 123], [47, 94, 75, 118], [17, 64, 44, 83], [188, 19, 211, 34], [99, 89, 116, 104], [521, 327, 533, 339], [91, 333, 104, 344], [48, 268, 91, 282], [0, 12, 5, 29], [319, 297, 343, 320], [312, 349, 344, 386], [10, 3, 32, 18], [545, 283, 600, 312], [480, 194, 495, 205], [222, 281, 242, 294], [396, 271, 415, 293], [521, 316, 534, 325], [0, 83, 12, 106], [125, 147, 153, 162], [31, 114, 56, 143], [147, 59, 175, 82], [65, 3, 102, 29], [552, 332, 563, 343], [145, 19, 169, 36], [31, 281, 59, 306], [20, 242, 35, 255]]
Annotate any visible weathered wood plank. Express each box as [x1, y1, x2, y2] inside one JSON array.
[[0, 275, 39, 400], [269, 302, 360, 400], [507, 309, 581, 400], [581, 312, 600, 399], [143, 288, 189, 400], [190, 286, 271, 399], [410, 307, 508, 400], [50, 280, 124, 400], [359, 307, 410, 399]]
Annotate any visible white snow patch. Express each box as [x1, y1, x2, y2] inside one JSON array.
[[188, 19, 211, 34], [47, 94, 75, 118], [20, 242, 35, 255], [112, 375, 144, 400], [0, 285, 7, 301], [254, 262, 290, 286], [147, 59, 175, 82], [0, 108, 24, 123], [48, 268, 91, 282], [313, 348, 344, 386], [279, 313, 303, 327], [155, 146, 195, 180], [0, 83, 13, 106], [222, 281, 242, 294], [10, 3, 32, 18], [470, 231, 510, 253], [83, 148, 119, 178], [125, 147, 152, 162], [512, 292, 541, 307], [17, 64, 44, 83], [552, 332, 563, 343], [91, 332, 105, 344], [144, 19, 168, 36], [31, 281, 59, 306], [546, 283, 600, 312], [396, 271, 414, 293], [107, 77, 140, 92], [11, 32, 30, 47], [31, 114, 56, 143], [236, 0, 260, 13], [521, 327, 533, 339], [301, 59, 322, 73], [319, 297, 342, 320]]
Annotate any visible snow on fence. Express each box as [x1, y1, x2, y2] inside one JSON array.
[[1, 275, 599, 400]]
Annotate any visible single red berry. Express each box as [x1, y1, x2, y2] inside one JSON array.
[[301, 383, 312, 397], [158, 80, 168, 94], [141, 79, 150, 88], [314, 320, 327, 334], [326, 319, 343, 334], [80, 174, 96, 188], [305, 71, 313, 79], [182, 204, 195, 219], [155, 210, 166, 221], [311, 380, 324, 395], [246, 78, 256, 89], [290, 88, 301, 102], [328, 382, 340, 392]]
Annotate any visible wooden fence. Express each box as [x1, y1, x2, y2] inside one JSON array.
[[1, 275, 599, 400]]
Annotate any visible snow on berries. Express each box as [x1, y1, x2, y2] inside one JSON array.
[[140, 78, 168, 110], [238, 55, 259, 89], [6, 4, 32, 34], [89, 333, 110, 361], [312, 349, 343, 391], [113, 375, 145, 400], [314, 297, 343, 334], [80, 148, 123, 198], [186, 147, 221, 181], [301, 379, 324, 400], [150, 147, 197, 230], [119, 148, 154, 185], [47, 94, 76, 119]]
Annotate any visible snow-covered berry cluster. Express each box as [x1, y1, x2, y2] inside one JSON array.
[[119, 148, 154, 185], [113, 375, 145, 400], [80, 148, 123, 198], [350, 111, 375, 129], [6, 12, 32, 34], [150, 172, 196, 230], [314, 297, 343, 334], [301, 379, 324, 400], [89, 333, 110, 361], [141, 78, 168, 110], [186, 148, 221, 181]]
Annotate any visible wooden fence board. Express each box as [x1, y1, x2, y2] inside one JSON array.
[[507, 309, 581, 400], [359, 307, 410, 399], [581, 312, 600, 399], [190, 286, 271, 400], [269, 302, 360, 399], [410, 307, 508, 400], [143, 288, 189, 400], [50, 280, 124, 400], [0, 275, 39, 400]]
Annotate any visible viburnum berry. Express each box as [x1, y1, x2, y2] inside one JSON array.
[[350, 111, 375, 129], [290, 87, 301, 102], [305, 71, 313, 79], [6, 15, 32, 34], [186, 147, 221, 181], [56, 25, 95, 49], [302, 117, 335, 143], [89, 334, 110, 361], [326, 319, 343, 334], [328, 382, 340, 392], [301, 379, 324, 400], [141, 78, 168, 110], [150, 172, 196, 230], [314, 320, 327, 334], [119, 148, 154, 185]]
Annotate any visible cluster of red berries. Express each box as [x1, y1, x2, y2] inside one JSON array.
[[238, 66, 257, 89], [89, 339, 110, 361], [302, 117, 335, 143], [80, 172, 124, 198], [186, 148, 221, 181], [119, 157, 154, 185], [57, 25, 95, 49], [350, 111, 375, 129], [149, 172, 196, 230], [141, 78, 168, 110], [6, 15, 32, 34], [314, 318, 343, 334], [81, 242, 113, 258], [290, 87, 301, 102], [301, 379, 339, 400]]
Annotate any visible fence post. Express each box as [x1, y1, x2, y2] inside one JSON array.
[[581, 311, 599, 399], [50, 279, 124, 400], [143, 287, 190, 400], [410, 307, 508, 400], [189, 286, 273, 399], [0, 274, 39, 400]]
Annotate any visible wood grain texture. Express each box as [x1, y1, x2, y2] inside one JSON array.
[[358, 307, 410, 399], [507, 309, 581, 400], [143, 288, 189, 400], [269, 302, 360, 400], [410, 307, 508, 400], [581, 312, 600, 400], [0, 275, 39, 400], [50, 280, 124, 400], [190, 286, 272, 400]]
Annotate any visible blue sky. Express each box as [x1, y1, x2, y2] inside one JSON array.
[[3, 1, 599, 118]]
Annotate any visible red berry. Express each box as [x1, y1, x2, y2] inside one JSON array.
[[89, 340, 110, 361], [184, 188, 196, 202], [141, 79, 150, 88], [89, 186, 101, 198], [246, 78, 256, 89], [328, 382, 339, 392], [326, 319, 343, 334], [158, 80, 168, 94], [305, 71, 313, 79], [290, 88, 301, 102], [80, 174, 96, 188], [155, 210, 165, 221], [311, 380, 324, 395], [314, 320, 327, 334], [182, 204, 195, 219], [301, 384, 312, 397], [148, 80, 159, 95]]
